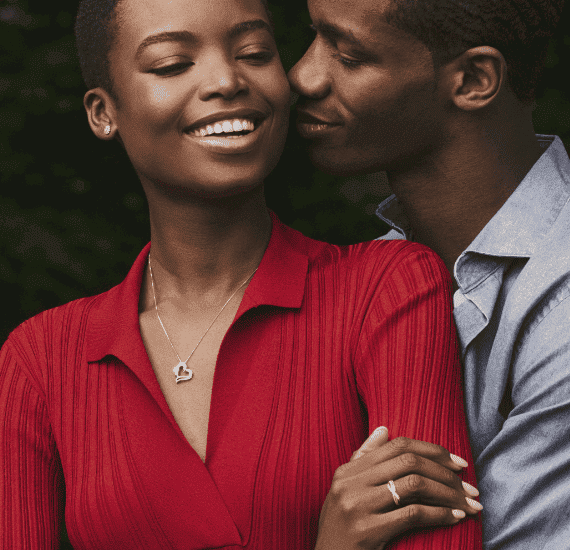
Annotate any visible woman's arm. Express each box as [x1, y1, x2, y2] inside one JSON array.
[[316, 242, 482, 549], [0, 337, 64, 549]]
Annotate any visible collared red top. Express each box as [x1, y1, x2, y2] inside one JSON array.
[[376, 134, 570, 550], [0, 212, 480, 549]]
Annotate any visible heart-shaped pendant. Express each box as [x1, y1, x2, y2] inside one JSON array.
[[173, 361, 193, 383]]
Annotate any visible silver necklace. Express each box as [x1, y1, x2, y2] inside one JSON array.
[[147, 253, 258, 384]]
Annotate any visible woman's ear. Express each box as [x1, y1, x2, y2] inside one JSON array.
[[84, 87, 119, 140]]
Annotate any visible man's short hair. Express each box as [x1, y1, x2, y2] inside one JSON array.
[[384, 0, 566, 106], [75, 0, 274, 102]]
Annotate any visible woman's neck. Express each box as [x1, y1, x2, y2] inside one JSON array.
[[140, 184, 271, 310]]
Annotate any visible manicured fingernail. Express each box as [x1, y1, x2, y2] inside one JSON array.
[[450, 454, 468, 468], [462, 481, 479, 497], [371, 426, 388, 439], [452, 509, 466, 519], [362, 427, 387, 449], [466, 497, 483, 511]]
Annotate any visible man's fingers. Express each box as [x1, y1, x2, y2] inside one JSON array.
[[351, 426, 389, 461]]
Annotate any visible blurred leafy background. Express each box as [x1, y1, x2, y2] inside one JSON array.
[[0, 0, 568, 547], [1, 0, 569, 347]]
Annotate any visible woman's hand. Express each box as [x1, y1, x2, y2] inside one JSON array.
[[315, 427, 482, 550]]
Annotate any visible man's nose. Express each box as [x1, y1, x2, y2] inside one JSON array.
[[287, 41, 330, 99]]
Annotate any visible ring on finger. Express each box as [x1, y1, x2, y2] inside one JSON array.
[[387, 480, 400, 506]]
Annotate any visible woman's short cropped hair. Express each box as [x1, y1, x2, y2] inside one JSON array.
[[75, 0, 273, 101], [383, 0, 565, 105]]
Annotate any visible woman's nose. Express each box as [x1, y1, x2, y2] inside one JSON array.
[[198, 57, 248, 101], [287, 41, 330, 100]]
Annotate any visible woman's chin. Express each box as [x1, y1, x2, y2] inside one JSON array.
[[146, 174, 266, 202]]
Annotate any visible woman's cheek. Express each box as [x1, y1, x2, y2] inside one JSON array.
[[152, 83, 171, 103]]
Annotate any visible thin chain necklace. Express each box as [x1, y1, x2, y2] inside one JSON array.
[[148, 252, 258, 384]]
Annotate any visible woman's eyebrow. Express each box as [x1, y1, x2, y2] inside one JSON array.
[[135, 19, 273, 60], [229, 19, 274, 39]]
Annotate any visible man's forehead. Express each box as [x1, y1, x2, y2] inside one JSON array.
[[310, 0, 416, 44]]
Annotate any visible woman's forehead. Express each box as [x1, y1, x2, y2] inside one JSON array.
[[118, 0, 267, 33]]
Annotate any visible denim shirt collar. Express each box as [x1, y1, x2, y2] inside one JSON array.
[[376, 134, 570, 353], [376, 135, 570, 291], [455, 135, 570, 291]]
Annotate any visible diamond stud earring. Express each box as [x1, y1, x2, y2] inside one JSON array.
[[104, 125, 111, 135]]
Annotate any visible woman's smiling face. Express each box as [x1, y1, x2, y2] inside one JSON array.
[[107, 0, 290, 198]]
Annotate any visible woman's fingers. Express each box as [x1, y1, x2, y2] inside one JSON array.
[[351, 426, 389, 461], [371, 504, 467, 546], [375, 455, 480, 507], [345, 444, 479, 503], [377, 475, 483, 515], [350, 436, 468, 475], [331, 473, 481, 518]]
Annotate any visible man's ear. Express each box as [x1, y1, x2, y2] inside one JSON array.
[[443, 46, 507, 112], [83, 87, 119, 140]]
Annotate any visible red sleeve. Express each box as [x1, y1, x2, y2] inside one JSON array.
[[0, 335, 65, 550], [354, 242, 482, 549]]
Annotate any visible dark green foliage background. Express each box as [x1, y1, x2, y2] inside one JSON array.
[[1, 0, 569, 348], [0, 0, 568, 546]]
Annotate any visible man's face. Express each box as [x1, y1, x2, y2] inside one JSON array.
[[288, 0, 451, 177]]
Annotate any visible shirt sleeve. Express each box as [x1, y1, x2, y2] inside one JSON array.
[[354, 242, 482, 549], [477, 294, 570, 550], [0, 336, 65, 550]]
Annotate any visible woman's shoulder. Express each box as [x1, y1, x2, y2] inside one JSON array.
[[4, 292, 103, 365], [282, 223, 448, 283]]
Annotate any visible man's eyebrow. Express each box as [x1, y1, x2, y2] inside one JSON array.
[[313, 21, 364, 47], [135, 20, 273, 60]]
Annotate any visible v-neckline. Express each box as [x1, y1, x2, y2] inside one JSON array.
[[84, 214, 310, 547]]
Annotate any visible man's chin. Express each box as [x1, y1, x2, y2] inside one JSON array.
[[309, 148, 382, 177]]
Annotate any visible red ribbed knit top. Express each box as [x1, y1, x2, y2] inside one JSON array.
[[0, 213, 481, 549]]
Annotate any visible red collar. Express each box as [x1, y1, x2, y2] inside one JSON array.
[[85, 211, 309, 368]]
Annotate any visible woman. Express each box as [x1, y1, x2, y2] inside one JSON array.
[[0, 0, 482, 548]]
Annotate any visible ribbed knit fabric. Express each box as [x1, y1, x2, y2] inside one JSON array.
[[0, 212, 481, 549]]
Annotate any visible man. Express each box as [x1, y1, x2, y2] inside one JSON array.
[[288, 0, 570, 548]]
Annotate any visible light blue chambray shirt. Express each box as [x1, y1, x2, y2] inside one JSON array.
[[376, 134, 570, 550]]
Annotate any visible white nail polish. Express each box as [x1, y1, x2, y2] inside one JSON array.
[[462, 481, 479, 497], [371, 426, 388, 439], [450, 454, 469, 468], [466, 497, 483, 511], [452, 509, 466, 519]]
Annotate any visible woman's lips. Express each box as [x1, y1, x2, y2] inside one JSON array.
[[185, 117, 268, 155]]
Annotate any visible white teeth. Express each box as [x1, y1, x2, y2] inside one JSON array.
[[190, 118, 257, 137]]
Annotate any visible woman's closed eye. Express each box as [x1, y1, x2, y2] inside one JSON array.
[[148, 62, 193, 76], [148, 50, 274, 77], [237, 50, 275, 64]]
